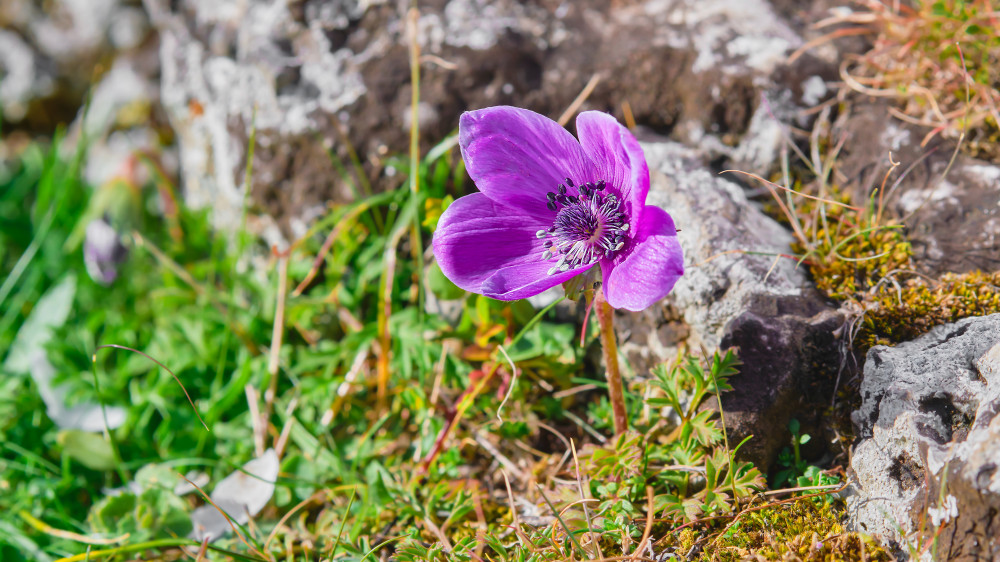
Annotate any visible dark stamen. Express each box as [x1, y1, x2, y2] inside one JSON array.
[[537, 177, 631, 273]]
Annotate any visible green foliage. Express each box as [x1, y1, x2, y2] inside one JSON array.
[[1, 127, 871, 562], [581, 350, 765, 530], [772, 419, 840, 506], [88, 465, 192, 542]]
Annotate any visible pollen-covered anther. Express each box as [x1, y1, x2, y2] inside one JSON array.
[[537, 178, 630, 274]]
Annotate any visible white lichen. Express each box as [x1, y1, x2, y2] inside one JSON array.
[[927, 494, 958, 527]]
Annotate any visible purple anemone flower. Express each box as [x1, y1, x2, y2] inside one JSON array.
[[432, 106, 684, 311], [84, 217, 128, 285]]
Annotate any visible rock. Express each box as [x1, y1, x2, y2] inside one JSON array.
[[621, 139, 842, 471], [847, 313, 1000, 559], [142, 0, 809, 235], [0, 0, 153, 131], [835, 100, 1000, 276]]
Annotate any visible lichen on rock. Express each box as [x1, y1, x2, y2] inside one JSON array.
[[848, 314, 1000, 560]]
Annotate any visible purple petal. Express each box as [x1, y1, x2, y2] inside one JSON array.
[[600, 205, 683, 311], [481, 261, 591, 301], [576, 111, 649, 233], [460, 106, 597, 217], [433, 192, 588, 299]]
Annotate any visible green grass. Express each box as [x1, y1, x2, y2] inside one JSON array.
[[0, 121, 889, 561]]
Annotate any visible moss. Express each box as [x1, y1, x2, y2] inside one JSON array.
[[655, 500, 892, 561], [787, 188, 1000, 352], [858, 270, 1000, 349], [704, 500, 892, 561], [799, 222, 912, 301]]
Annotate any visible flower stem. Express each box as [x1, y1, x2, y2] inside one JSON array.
[[595, 291, 628, 436]]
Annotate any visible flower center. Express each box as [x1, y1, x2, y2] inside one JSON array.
[[536, 178, 629, 275]]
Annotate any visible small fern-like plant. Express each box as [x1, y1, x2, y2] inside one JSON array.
[[580, 350, 764, 528]]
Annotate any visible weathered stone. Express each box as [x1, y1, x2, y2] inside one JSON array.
[[836, 100, 1000, 276], [0, 0, 152, 131], [142, 0, 805, 235], [622, 139, 843, 471], [847, 313, 1000, 560]]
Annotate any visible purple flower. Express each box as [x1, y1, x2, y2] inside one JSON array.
[[84, 218, 128, 285], [432, 106, 684, 311]]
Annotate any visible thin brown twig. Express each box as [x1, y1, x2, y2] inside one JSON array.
[[571, 439, 604, 561], [181, 474, 269, 561], [246, 384, 265, 457], [558, 74, 602, 126], [291, 202, 373, 296], [621, 101, 637, 130], [95, 344, 209, 431], [474, 431, 527, 482], [194, 536, 209, 561], [787, 26, 873, 64], [630, 486, 655, 561], [273, 397, 299, 458], [720, 170, 863, 211], [501, 471, 527, 550], [262, 251, 289, 443], [694, 249, 813, 269], [262, 492, 322, 553]]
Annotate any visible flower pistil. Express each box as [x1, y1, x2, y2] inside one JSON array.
[[535, 177, 630, 275]]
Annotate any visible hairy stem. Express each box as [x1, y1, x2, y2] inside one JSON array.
[[595, 292, 627, 436]]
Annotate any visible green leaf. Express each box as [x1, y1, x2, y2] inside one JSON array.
[[475, 294, 491, 325], [3, 274, 76, 372], [89, 493, 137, 535], [684, 410, 723, 447], [426, 262, 465, 300], [709, 349, 740, 392], [57, 429, 117, 470], [726, 459, 766, 498], [788, 418, 801, 435]]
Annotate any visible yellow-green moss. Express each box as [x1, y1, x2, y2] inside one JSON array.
[[656, 500, 891, 561], [800, 223, 912, 301], [858, 270, 1000, 349], [705, 501, 891, 561], [786, 188, 1000, 351]]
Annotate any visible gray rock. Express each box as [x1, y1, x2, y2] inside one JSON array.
[[623, 139, 842, 471], [142, 0, 807, 236], [835, 100, 1000, 275], [0, 0, 153, 130], [847, 314, 1000, 560]]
